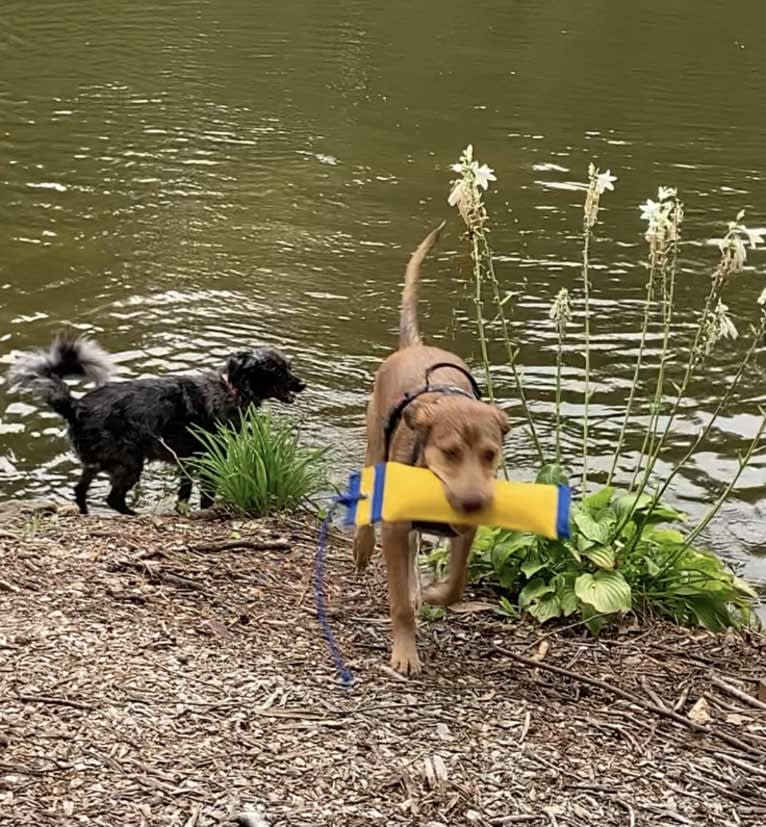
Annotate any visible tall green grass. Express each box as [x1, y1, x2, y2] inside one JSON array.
[[188, 407, 329, 517]]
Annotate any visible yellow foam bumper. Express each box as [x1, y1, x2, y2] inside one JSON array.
[[340, 462, 570, 540]]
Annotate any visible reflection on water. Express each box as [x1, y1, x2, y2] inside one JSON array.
[[1, 0, 764, 582]]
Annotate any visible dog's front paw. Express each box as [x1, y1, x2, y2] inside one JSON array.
[[390, 638, 422, 676]]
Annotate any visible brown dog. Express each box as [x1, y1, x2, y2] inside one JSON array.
[[353, 223, 509, 674]]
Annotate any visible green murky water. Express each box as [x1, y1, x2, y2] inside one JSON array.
[[1, 1, 764, 581]]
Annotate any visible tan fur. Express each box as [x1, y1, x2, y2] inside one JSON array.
[[353, 224, 509, 675]]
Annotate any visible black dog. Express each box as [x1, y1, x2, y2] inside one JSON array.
[[7, 336, 305, 515]]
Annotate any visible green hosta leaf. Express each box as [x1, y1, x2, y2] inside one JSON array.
[[581, 604, 609, 636], [491, 531, 537, 570], [536, 464, 569, 486], [732, 575, 759, 599], [473, 525, 504, 552], [648, 528, 685, 546], [528, 594, 562, 624], [685, 595, 734, 632], [519, 578, 554, 609], [573, 512, 611, 545], [520, 551, 547, 578], [614, 492, 686, 524], [575, 571, 632, 614], [499, 565, 521, 590], [496, 596, 518, 618], [644, 556, 661, 576], [552, 576, 579, 617], [614, 492, 653, 521], [583, 545, 616, 570], [583, 486, 614, 513]]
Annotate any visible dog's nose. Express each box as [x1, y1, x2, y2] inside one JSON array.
[[457, 494, 487, 514]]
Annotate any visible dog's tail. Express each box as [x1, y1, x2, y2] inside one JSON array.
[[399, 221, 446, 349], [7, 335, 114, 424]]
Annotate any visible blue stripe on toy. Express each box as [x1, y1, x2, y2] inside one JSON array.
[[556, 485, 571, 539], [341, 470, 362, 528], [371, 462, 387, 523]]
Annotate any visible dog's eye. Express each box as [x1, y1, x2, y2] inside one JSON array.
[[482, 449, 497, 465], [443, 446, 462, 462]]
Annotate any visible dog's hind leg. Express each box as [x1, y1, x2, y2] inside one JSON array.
[[178, 477, 193, 504], [422, 527, 476, 607], [74, 465, 98, 515], [106, 461, 143, 516], [199, 481, 215, 510]]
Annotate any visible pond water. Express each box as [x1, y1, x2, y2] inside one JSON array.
[[1, 1, 764, 583]]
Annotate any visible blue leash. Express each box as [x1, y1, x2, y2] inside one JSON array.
[[314, 494, 355, 687]]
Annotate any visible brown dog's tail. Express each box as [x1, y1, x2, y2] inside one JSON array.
[[399, 221, 446, 349]]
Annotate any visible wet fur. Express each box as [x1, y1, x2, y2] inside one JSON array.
[[353, 224, 509, 675], [8, 336, 305, 515]]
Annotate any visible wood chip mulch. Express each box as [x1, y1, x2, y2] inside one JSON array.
[[1, 504, 765, 827]]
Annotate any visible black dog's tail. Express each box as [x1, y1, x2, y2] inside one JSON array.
[[7, 335, 114, 424]]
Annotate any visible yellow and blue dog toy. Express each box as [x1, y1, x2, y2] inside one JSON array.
[[315, 462, 571, 687], [340, 462, 570, 539]]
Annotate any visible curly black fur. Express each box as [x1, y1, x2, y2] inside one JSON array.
[[8, 336, 306, 515]]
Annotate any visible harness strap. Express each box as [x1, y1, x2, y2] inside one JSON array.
[[382, 363, 482, 462]]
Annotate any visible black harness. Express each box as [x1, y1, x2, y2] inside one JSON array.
[[382, 363, 482, 536]]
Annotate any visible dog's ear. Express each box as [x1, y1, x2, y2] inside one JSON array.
[[493, 407, 510, 436], [224, 352, 253, 383], [403, 398, 437, 431]]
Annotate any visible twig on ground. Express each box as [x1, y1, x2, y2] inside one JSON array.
[[186, 537, 290, 553], [712, 674, 766, 712], [492, 644, 765, 759]]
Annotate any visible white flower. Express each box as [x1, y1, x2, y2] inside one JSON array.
[[595, 169, 617, 194], [657, 186, 677, 201], [758, 288, 766, 306], [549, 288, 572, 334], [639, 199, 661, 223], [474, 163, 496, 191], [745, 227, 766, 248], [447, 180, 465, 207]]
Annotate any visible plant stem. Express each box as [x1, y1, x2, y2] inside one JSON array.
[[554, 333, 564, 465], [471, 232, 496, 403], [480, 234, 545, 465], [637, 251, 676, 491], [607, 259, 657, 486], [622, 318, 765, 555], [581, 225, 592, 491], [684, 412, 766, 547]]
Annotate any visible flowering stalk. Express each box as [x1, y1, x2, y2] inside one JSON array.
[[549, 288, 571, 465], [630, 189, 684, 490], [618, 217, 765, 551], [448, 145, 544, 464], [581, 164, 616, 490], [634, 209, 760, 496]]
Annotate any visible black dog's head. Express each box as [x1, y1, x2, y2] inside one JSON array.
[[224, 348, 305, 405]]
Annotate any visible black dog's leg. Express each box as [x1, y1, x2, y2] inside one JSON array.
[[199, 482, 215, 510], [178, 477, 193, 504], [74, 466, 99, 515], [106, 462, 143, 516]]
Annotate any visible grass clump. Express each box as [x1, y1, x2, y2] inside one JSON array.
[[437, 145, 765, 634], [188, 406, 328, 517]]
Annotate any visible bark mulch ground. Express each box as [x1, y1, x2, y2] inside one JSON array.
[[1, 503, 765, 826]]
